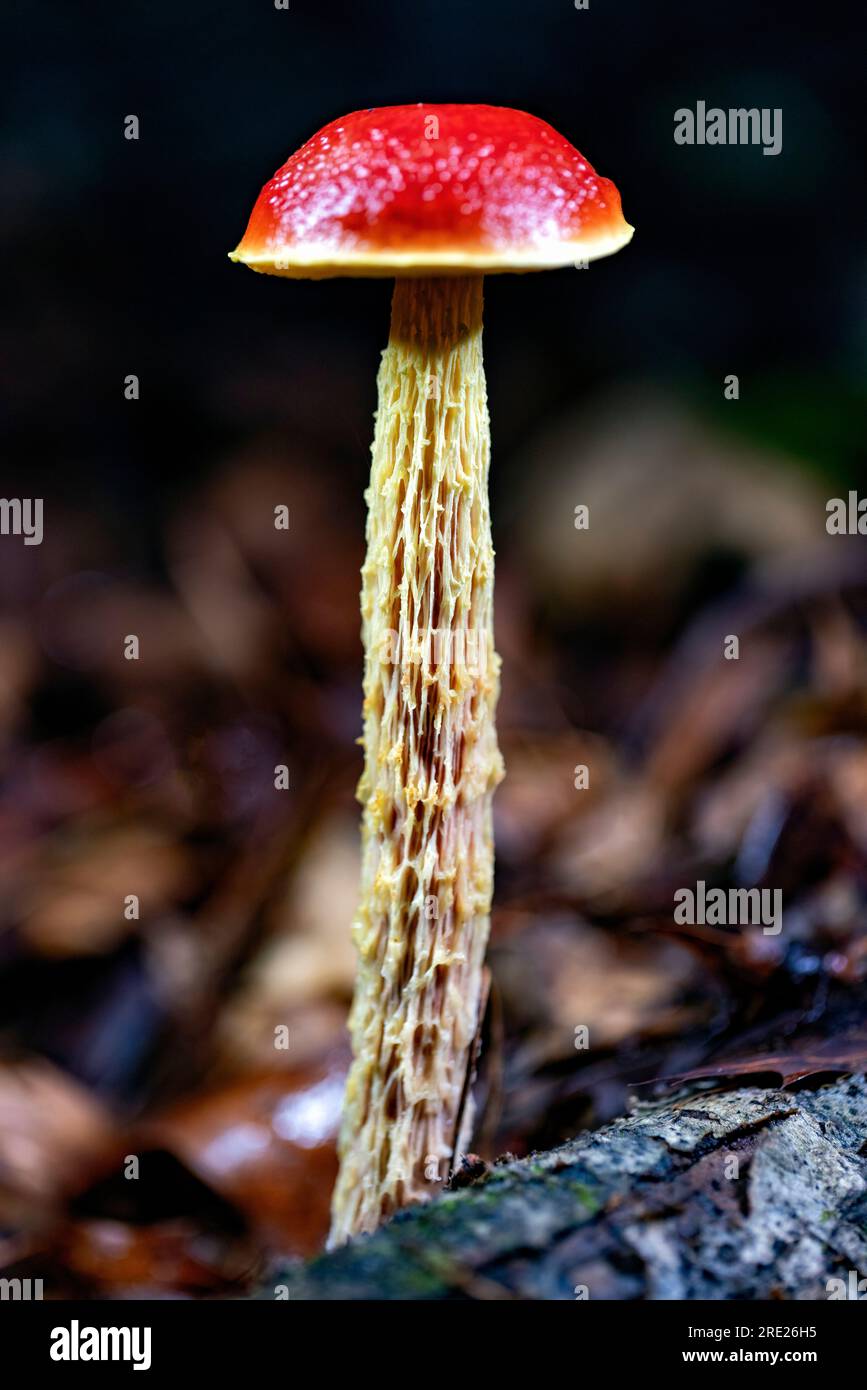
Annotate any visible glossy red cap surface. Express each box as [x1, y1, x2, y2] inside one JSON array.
[[230, 104, 633, 278]]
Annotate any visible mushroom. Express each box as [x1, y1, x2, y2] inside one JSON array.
[[231, 103, 632, 1245]]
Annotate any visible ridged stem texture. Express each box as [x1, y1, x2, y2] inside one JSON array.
[[329, 275, 503, 1246]]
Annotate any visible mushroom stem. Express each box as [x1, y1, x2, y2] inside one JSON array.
[[329, 275, 504, 1246]]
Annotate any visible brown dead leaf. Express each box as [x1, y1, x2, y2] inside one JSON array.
[[219, 813, 359, 1055], [665, 1027, 867, 1087], [492, 916, 703, 1059], [141, 1058, 346, 1256], [57, 1217, 258, 1296], [549, 781, 666, 905], [0, 1060, 115, 1231], [494, 731, 615, 864], [20, 823, 195, 956]]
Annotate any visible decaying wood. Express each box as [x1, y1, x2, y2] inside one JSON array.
[[277, 1076, 867, 1299]]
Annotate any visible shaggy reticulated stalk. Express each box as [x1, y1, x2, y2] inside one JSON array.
[[329, 276, 504, 1246]]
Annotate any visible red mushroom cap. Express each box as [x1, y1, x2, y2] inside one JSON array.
[[230, 103, 633, 278]]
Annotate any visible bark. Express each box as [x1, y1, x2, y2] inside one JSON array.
[[284, 1076, 867, 1299], [329, 277, 504, 1246]]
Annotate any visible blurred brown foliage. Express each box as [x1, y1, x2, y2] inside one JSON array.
[[1, 392, 866, 1296]]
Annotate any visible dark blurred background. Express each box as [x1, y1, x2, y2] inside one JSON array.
[[1, 0, 866, 1297]]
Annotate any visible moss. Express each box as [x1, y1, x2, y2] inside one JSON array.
[[565, 1179, 604, 1215]]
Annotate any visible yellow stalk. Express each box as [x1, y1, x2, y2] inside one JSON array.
[[329, 275, 504, 1246]]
